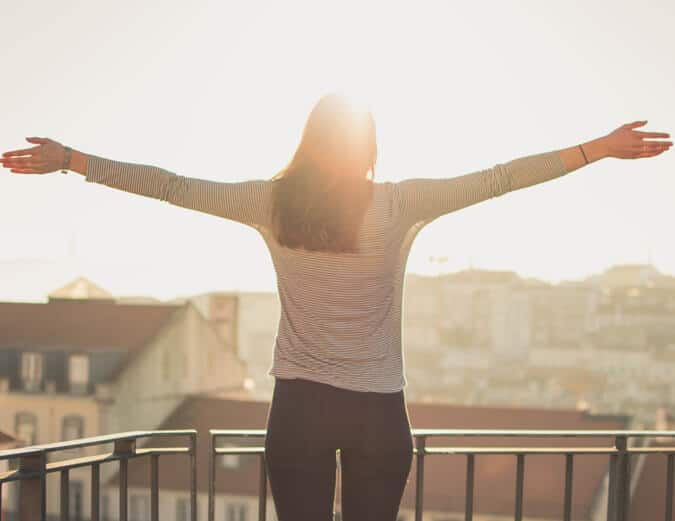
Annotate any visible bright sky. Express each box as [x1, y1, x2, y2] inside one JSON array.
[[1, 0, 674, 301]]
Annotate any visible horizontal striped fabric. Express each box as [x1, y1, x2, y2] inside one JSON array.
[[85, 150, 568, 392]]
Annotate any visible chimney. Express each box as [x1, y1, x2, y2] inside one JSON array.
[[655, 406, 673, 444]]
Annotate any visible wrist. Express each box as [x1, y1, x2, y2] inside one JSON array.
[[60, 146, 72, 173], [581, 137, 610, 163], [69, 150, 89, 177]]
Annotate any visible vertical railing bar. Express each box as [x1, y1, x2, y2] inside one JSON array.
[[16, 451, 47, 519], [114, 438, 135, 521], [40, 452, 47, 521], [414, 436, 426, 521], [465, 453, 474, 521], [607, 453, 617, 521], [621, 450, 631, 521], [190, 432, 198, 521], [91, 463, 100, 521], [563, 454, 574, 521], [259, 453, 268, 521], [209, 433, 215, 521], [515, 454, 525, 521], [0, 482, 3, 521], [60, 468, 70, 521], [665, 453, 674, 521], [151, 454, 159, 521], [119, 458, 128, 521], [18, 452, 47, 521], [615, 436, 628, 521]]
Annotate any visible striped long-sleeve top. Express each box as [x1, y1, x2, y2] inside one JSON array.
[[85, 150, 569, 393]]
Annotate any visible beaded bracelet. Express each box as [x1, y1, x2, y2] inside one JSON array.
[[579, 144, 589, 165], [60, 146, 72, 174]]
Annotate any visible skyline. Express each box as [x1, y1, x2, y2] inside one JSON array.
[[0, 255, 669, 303], [2, 0, 674, 301]]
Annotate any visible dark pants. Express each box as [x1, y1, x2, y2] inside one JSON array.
[[264, 377, 414, 521]]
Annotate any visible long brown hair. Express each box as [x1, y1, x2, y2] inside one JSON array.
[[271, 93, 377, 253]]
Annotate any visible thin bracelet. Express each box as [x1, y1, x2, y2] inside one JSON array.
[[579, 144, 589, 165], [60, 146, 72, 174]]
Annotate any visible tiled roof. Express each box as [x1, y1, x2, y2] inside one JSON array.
[[0, 429, 19, 449], [109, 395, 629, 519], [0, 299, 181, 350]]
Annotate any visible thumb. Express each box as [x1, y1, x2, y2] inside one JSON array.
[[26, 137, 49, 144], [623, 121, 648, 129]]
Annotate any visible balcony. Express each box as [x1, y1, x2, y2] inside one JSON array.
[[1, 429, 675, 521]]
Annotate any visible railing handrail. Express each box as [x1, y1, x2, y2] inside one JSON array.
[[0, 429, 198, 521], [2, 428, 673, 521], [0, 429, 196, 459], [210, 428, 675, 438]]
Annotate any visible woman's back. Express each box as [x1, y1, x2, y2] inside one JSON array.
[[263, 180, 410, 392]]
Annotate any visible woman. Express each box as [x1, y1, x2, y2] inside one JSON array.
[[1, 94, 671, 521]]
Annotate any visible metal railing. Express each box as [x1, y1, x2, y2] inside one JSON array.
[[3, 428, 675, 521], [209, 428, 675, 521], [0, 430, 197, 521]]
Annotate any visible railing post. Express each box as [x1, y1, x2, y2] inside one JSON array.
[[18, 452, 46, 521], [465, 454, 474, 521], [666, 453, 674, 521], [114, 438, 136, 521], [258, 454, 267, 521], [60, 469, 70, 521], [515, 454, 525, 521], [208, 433, 215, 521], [415, 436, 426, 521], [151, 454, 159, 521], [563, 454, 574, 521], [615, 436, 629, 521], [91, 463, 100, 521], [190, 431, 198, 521], [607, 452, 617, 521]]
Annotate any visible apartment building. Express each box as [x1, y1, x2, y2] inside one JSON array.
[[0, 277, 248, 520]]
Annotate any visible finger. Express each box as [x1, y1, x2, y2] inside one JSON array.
[[1, 157, 41, 166], [25, 137, 51, 144], [9, 168, 39, 174], [2, 146, 41, 157], [636, 149, 668, 159], [623, 120, 648, 129], [3, 163, 46, 172], [634, 131, 670, 138], [631, 142, 672, 150], [641, 140, 673, 146]]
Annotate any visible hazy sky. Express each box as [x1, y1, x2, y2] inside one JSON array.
[[1, 0, 674, 301]]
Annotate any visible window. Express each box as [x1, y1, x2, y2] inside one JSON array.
[[21, 352, 43, 391], [70, 480, 84, 521], [15, 412, 37, 445], [68, 354, 90, 394], [130, 494, 149, 521], [176, 498, 190, 521], [62, 415, 84, 441], [225, 502, 248, 521], [102, 494, 111, 521], [219, 442, 240, 469]]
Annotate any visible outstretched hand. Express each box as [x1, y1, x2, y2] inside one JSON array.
[[0, 137, 66, 174], [604, 121, 671, 159]]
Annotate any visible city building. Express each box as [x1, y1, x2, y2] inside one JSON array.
[[0, 277, 248, 520]]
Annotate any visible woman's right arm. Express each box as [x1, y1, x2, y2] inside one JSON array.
[[394, 121, 671, 229]]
